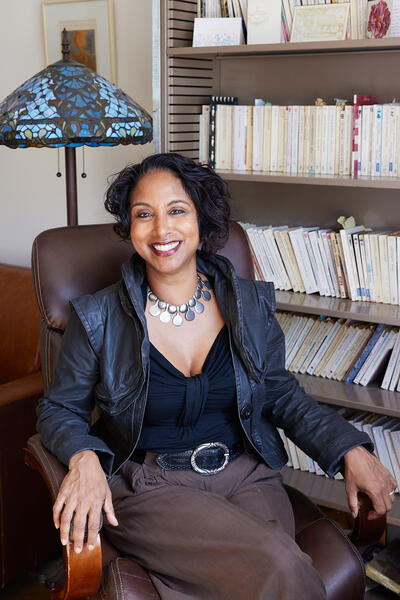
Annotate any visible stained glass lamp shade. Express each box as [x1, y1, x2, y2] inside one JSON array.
[[0, 34, 152, 225]]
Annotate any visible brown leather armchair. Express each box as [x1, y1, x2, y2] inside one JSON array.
[[24, 223, 385, 600], [0, 264, 58, 588]]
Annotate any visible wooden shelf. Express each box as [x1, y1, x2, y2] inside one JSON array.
[[282, 466, 400, 526], [276, 290, 400, 326], [296, 374, 400, 418], [168, 37, 400, 58], [216, 170, 400, 189]]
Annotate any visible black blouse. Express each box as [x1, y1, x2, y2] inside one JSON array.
[[136, 311, 242, 452]]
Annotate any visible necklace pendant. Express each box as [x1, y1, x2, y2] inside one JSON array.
[[201, 290, 211, 301], [195, 301, 204, 314], [186, 309, 195, 321], [150, 304, 161, 317], [173, 313, 183, 327], [160, 310, 171, 324]]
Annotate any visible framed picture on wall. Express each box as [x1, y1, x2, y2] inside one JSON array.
[[42, 0, 116, 83]]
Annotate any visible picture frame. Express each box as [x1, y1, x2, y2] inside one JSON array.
[[42, 0, 116, 83], [290, 4, 350, 43]]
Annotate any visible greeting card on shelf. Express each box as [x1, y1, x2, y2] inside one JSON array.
[[366, 0, 400, 38], [290, 4, 350, 43], [192, 17, 244, 46], [247, 0, 282, 44]]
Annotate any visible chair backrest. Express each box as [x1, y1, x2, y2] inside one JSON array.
[[0, 263, 41, 383], [32, 221, 253, 390]]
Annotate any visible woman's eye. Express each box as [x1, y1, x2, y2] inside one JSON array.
[[170, 208, 184, 215], [137, 211, 151, 218]]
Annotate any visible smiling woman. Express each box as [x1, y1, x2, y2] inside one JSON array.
[[36, 152, 396, 600]]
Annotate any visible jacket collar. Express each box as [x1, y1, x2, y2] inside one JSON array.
[[119, 251, 264, 383]]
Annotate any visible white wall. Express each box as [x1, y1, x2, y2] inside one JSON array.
[[0, 0, 153, 266]]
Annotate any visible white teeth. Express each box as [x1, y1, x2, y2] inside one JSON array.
[[152, 241, 180, 252]]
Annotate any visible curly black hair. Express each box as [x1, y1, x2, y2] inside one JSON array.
[[104, 153, 231, 256]]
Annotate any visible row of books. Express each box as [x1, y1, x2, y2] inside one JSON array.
[[240, 222, 400, 305], [276, 310, 400, 389], [200, 100, 400, 177], [279, 407, 400, 491], [197, 0, 247, 18]]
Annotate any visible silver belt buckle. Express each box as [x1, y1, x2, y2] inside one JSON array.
[[190, 442, 230, 475]]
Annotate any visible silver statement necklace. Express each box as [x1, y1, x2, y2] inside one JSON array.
[[147, 274, 212, 327]]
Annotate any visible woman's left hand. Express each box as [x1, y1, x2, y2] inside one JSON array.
[[343, 445, 397, 519]]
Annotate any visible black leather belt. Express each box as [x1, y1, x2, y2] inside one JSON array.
[[136, 441, 244, 475]]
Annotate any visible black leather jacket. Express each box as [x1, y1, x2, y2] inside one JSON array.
[[36, 252, 372, 478]]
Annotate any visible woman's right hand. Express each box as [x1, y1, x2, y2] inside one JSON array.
[[53, 450, 118, 554]]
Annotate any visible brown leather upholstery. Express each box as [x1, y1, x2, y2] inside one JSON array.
[[27, 223, 367, 599], [0, 264, 58, 588]]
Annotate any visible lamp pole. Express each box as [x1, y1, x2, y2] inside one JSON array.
[[65, 147, 78, 226]]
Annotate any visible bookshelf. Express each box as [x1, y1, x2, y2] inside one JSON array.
[[154, 0, 400, 525]]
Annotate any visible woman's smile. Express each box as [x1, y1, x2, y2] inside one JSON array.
[[151, 240, 182, 256]]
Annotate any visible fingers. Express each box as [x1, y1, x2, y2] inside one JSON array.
[[87, 503, 102, 550], [345, 482, 359, 519], [104, 490, 119, 527]]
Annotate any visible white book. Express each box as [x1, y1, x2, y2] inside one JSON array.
[[326, 105, 336, 176], [255, 227, 276, 284], [273, 228, 298, 291], [390, 429, 400, 490], [388, 233, 399, 305], [298, 106, 305, 174], [373, 418, 400, 492], [247, 0, 282, 44], [294, 444, 310, 471], [359, 234, 371, 301], [277, 427, 293, 467], [359, 330, 396, 386], [290, 319, 320, 373], [285, 106, 293, 174], [269, 105, 279, 172], [322, 231, 341, 298], [286, 437, 300, 469], [291, 105, 300, 174], [381, 104, 391, 177], [306, 319, 342, 375], [385, 424, 400, 491], [285, 316, 306, 354], [326, 326, 359, 380], [200, 105, 210, 164], [285, 317, 315, 368], [370, 104, 383, 177], [339, 226, 364, 301], [317, 231, 335, 296], [360, 104, 373, 177], [303, 227, 321, 290], [342, 105, 353, 176], [308, 230, 330, 296], [314, 105, 323, 175], [288, 228, 319, 294], [246, 226, 274, 283], [262, 227, 291, 290], [262, 104, 272, 172], [378, 233, 391, 304], [398, 236, 400, 306], [299, 320, 331, 374], [363, 233, 375, 302], [353, 328, 390, 384], [389, 339, 400, 391], [353, 233, 367, 301], [381, 331, 400, 389], [334, 105, 341, 176], [232, 105, 247, 171], [252, 105, 264, 171]]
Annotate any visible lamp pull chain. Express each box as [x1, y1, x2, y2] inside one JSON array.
[[56, 148, 62, 177], [81, 146, 87, 178]]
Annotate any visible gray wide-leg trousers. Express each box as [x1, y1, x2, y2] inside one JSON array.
[[104, 450, 327, 600]]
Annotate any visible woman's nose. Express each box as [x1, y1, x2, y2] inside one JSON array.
[[153, 214, 171, 238]]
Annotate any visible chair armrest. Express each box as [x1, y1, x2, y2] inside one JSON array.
[[296, 517, 365, 600], [0, 371, 43, 408], [24, 434, 102, 600]]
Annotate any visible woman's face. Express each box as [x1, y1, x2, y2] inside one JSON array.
[[129, 169, 200, 277]]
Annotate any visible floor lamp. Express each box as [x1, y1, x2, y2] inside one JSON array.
[[0, 31, 152, 226]]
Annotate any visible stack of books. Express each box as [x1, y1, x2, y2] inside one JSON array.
[[240, 223, 400, 306], [279, 406, 400, 489], [276, 311, 400, 389], [200, 98, 400, 178]]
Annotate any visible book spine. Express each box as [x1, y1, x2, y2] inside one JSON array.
[[291, 105, 300, 175], [262, 104, 272, 172], [252, 105, 264, 171], [285, 106, 293, 174], [270, 105, 280, 172]]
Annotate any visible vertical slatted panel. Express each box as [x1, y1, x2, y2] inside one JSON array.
[[167, 56, 216, 158], [165, 1, 217, 157]]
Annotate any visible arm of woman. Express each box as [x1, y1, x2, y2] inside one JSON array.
[[37, 309, 117, 551]]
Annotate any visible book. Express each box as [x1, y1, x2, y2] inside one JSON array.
[[344, 323, 383, 383], [352, 94, 378, 178], [247, 0, 282, 43], [232, 104, 247, 170], [366, 540, 400, 595], [209, 96, 238, 168]]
